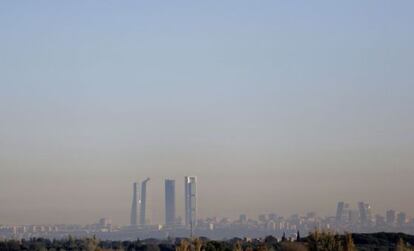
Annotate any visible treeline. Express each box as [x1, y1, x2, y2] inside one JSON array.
[[0, 231, 413, 251]]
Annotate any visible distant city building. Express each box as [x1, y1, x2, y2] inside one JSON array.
[[307, 212, 316, 219], [239, 214, 248, 224], [397, 212, 407, 226], [130, 182, 138, 226], [358, 202, 372, 225], [349, 210, 360, 225], [258, 214, 267, 223], [386, 210, 396, 225], [99, 218, 112, 230], [165, 179, 176, 226], [375, 215, 385, 227], [336, 202, 344, 223], [336, 202, 350, 224], [140, 178, 150, 225], [268, 213, 278, 221], [185, 176, 197, 228]]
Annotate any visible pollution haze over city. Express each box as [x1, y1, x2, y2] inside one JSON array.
[[0, 0, 414, 236]]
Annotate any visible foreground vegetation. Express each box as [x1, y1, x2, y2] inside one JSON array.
[[0, 231, 413, 251]]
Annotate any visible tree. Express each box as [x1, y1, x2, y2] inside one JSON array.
[[343, 233, 356, 251], [176, 239, 190, 251], [395, 238, 412, 251], [282, 233, 287, 242], [307, 230, 342, 251], [233, 241, 242, 251], [85, 236, 101, 251], [280, 242, 308, 251], [194, 238, 203, 251]]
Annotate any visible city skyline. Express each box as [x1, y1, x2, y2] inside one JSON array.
[[130, 177, 198, 227], [1, 198, 414, 240], [125, 177, 412, 227], [1, 170, 414, 240], [1, 1, 414, 227], [1, 173, 414, 226]]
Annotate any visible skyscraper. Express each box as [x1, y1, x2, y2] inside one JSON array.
[[358, 202, 372, 226], [336, 202, 345, 223], [336, 202, 350, 224], [165, 179, 176, 226], [185, 176, 197, 228], [140, 178, 150, 225], [397, 212, 407, 226], [130, 182, 138, 226], [386, 210, 396, 225]]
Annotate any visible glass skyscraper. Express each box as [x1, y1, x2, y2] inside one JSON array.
[[185, 176, 197, 228], [130, 182, 138, 226], [165, 179, 176, 226], [140, 178, 150, 225]]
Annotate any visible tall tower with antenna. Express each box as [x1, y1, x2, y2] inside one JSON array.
[[185, 176, 197, 230]]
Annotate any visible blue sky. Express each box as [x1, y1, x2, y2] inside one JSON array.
[[0, 1, 413, 224]]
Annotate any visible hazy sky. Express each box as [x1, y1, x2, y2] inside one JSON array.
[[0, 1, 413, 225]]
